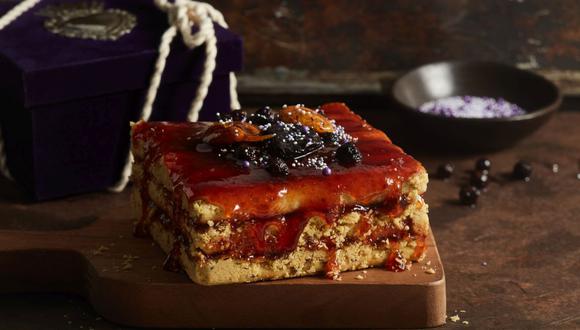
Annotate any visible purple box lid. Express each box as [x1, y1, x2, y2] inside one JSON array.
[[0, 0, 242, 107]]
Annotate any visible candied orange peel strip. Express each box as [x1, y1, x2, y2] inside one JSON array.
[[280, 105, 335, 133], [203, 122, 274, 145]]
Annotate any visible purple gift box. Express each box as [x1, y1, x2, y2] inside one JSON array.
[[0, 0, 242, 200]]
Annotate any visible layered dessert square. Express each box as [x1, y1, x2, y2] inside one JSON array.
[[131, 103, 429, 285]]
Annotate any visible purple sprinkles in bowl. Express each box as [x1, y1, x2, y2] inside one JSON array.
[[418, 96, 526, 118]]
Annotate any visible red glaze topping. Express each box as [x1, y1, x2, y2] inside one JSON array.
[[132, 103, 423, 222]]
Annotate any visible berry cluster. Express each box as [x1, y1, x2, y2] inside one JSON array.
[[209, 105, 362, 176]]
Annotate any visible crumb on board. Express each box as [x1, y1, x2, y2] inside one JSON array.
[[91, 245, 109, 256], [426, 260, 431, 266], [355, 274, 365, 280], [449, 314, 460, 322], [121, 263, 133, 270], [111, 254, 141, 272], [462, 320, 469, 325], [425, 267, 436, 274]]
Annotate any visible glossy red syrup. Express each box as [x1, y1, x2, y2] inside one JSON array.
[[385, 245, 406, 272], [163, 242, 182, 272], [133, 103, 426, 272], [325, 249, 340, 279], [205, 211, 316, 259]]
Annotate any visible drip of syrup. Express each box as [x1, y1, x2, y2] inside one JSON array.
[[325, 249, 340, 279], [385, 245, 406, 272], [163, 242, 182, 272]]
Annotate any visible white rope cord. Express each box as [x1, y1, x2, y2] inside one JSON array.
[[0, 0, 240, 191], [0, 0, 42, 180], [0, 0, 40, 29]]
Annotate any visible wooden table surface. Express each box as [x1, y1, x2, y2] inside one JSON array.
[[0, 111, 579, 329]]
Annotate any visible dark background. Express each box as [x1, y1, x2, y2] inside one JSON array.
[[210, 0, 580, 101]]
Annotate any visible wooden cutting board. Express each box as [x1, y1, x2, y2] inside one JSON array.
[[0, 189, 446, 328]]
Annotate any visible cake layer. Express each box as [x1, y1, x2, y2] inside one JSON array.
[[132, 157, 427, 226], [131, 103, 427, 223], [132, 169, 429, 257], [133, 182, 428, 285], [132, 161, 427, 227], [149, 218, 426, 285]]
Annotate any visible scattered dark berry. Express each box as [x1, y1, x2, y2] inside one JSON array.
[[513, 161, 532, 181], [470, 171, 489, 189], [267, 157, 289, 177], [321, 132, 341, 146], [335, 142, 362, 166], [231, 110, 247, 122], [217, 112, 232, 122], [249, 114, 271, 125], [256, 106, 274, 118], [266, 122, 323, 160], [234, 145, 260, 162], [322, 167, 332, 176], [476, 158, 491, 171], [459, 186, 480, 206], [241, 160, 250, 169], [248, 106, 276, 125], [436, 163, 454, 179]]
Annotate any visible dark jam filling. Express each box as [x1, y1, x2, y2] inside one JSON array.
[[146, 189, 425, 269], [214, 201, 421, 261], [133, 103, 425, 275]]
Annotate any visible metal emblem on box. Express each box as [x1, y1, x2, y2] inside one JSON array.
[[37, 1, 136, 41]]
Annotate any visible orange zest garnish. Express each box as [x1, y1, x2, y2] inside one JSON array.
[[279, 105, 335, 133], [203, 122, 274, 145]]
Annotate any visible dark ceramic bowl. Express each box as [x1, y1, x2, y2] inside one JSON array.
[[389, 61, 562, 151]]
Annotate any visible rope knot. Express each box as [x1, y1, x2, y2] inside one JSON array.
[[155, 0, 226, 49]]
